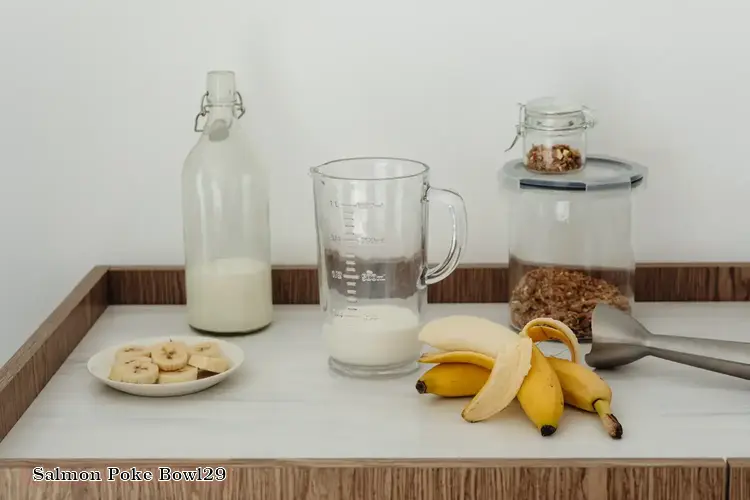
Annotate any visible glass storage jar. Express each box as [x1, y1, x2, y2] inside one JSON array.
[[500, 155, 647, 340], [506, 97, 596, 175]]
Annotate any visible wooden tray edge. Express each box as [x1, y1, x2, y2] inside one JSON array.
[[728, 459, 750, 500], [0, 459, 728, 500], [0, 458, 729, 468], [107, 262, 750, 305], [0, 266, 109, 442]]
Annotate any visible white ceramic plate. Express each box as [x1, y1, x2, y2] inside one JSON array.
[[87, 335, 244, 397]]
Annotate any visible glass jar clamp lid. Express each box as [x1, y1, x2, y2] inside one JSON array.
[[506, 96, 596, 175]]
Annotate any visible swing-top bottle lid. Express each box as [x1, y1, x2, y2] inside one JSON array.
[[206, 70, 236, 105]]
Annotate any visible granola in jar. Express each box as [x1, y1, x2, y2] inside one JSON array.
[[525, 144, 583, 174], [509, 266, 631, 339]]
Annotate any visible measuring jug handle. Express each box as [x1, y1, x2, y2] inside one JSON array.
[[424, 187, 468, 286]]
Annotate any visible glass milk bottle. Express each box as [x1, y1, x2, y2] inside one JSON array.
[[181, 70, 273, 335]]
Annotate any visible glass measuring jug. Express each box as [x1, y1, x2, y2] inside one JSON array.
[[310, 157, 468, 378]]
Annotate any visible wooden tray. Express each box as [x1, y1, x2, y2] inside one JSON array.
[[0, 263, 749, 500]]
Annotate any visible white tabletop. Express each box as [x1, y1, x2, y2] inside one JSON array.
[[1, 303, 749, 460]]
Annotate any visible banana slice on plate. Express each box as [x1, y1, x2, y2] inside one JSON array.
[[158, 365, 199, 384], [108, 356, 152, 382], [116, 359, 159, 384], [188, 354, 230, 374], [187, 341, 223, 358], [88, 336, 245, 397], [151, 341, 189, 371], [115, 345, 151, 363]]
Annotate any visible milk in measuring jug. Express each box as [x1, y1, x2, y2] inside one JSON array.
[[186, 257, 273, 333], [322, 304, 422, 366]]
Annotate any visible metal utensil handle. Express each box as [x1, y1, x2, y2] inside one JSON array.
[[423, 186, 467, 286], [648, 334, 750, 380]]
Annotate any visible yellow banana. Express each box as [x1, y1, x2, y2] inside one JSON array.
[[546, 357, 623, 439], [415, 363, 491, 397], [418, 351, 495, 370], [515, 345, 564, 437]]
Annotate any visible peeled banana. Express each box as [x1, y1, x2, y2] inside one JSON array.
[[418, 315, 535, 422], [418, 351, 495, 370], [415, 314, 623, 440], [461, 336, 533, 423], [520, 318, 581, 364], [418, 315, 522, 358], [546, 357, 623, 439], [516, 346, 564, 437], [416, 363, 491, 397]]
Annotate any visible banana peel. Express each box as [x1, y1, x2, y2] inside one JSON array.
[[461, 336, 533, 423], [520, 318, 582, 364]]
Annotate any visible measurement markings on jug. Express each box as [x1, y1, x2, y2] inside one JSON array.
[[328, 201, 388, 319], [361, 270, 385, 282], [359, 236, 385, 245], [355, 202, 384, 209], [329, 200, 385, 209], [333, 308, 362, 319], [333, 234, 386, 246]]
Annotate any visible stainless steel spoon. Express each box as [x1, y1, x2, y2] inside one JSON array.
[[585, 303, 750, 380]]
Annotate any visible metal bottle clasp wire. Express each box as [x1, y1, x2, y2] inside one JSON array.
[[504, 103, 526, 152], [193, 91, 246, 132]]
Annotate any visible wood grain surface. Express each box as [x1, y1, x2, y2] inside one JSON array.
[[0, 459, 726, 500], [0, 266, 108, 442], [107, 263, 750, 305], [728, 459, 750, 500]]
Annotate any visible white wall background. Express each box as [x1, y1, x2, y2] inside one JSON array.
[[2, 0, 750, 363]]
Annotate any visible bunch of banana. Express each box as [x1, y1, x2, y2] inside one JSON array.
[[414, 315, 623, 439]]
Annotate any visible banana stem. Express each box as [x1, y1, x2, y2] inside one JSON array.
[[593, 399, 623, 439]]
